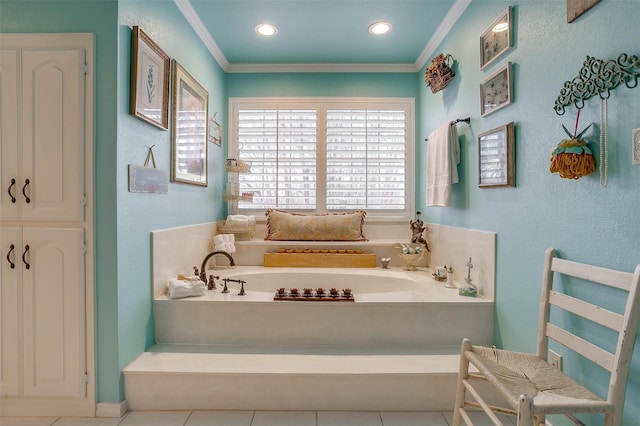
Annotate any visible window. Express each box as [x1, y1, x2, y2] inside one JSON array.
[[229, 97, 414, 219]]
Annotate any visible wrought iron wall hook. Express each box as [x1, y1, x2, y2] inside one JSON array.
[[554, 53, 640, 115]]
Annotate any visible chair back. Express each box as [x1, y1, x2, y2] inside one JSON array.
[[537, 248, 640, 416]]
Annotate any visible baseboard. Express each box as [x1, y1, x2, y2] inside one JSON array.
[[95, 400, 128, 418]]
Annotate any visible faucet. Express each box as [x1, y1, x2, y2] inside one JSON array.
[[199, 251, 236, 282]]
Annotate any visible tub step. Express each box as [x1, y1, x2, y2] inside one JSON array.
[[123, 345, 469, 411]]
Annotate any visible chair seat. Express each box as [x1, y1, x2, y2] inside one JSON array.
[[466, 344, 612, 415]]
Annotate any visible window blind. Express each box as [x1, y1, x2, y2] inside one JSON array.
[[326, 109, 406, 210], [237, 109, 317, 209], [231, 98, 412, 216]]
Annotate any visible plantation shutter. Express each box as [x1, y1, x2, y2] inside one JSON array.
[[326, 109, 406, 210], [237, 109, 317, 210]]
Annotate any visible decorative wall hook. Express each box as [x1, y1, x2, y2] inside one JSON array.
[[554, 53, 640, 115]]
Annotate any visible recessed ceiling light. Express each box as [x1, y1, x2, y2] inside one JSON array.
[[368, 21, 392, 36], [255, 23, 278, 37]]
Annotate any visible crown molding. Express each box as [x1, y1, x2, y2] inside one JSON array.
[[173, 0, 229, 71], [414, 0, 472, 71], [226, 62, 418, 74]]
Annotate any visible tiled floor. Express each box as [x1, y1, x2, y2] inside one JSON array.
[[1, 410, 517, 426]]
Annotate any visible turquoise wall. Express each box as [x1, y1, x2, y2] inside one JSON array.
[[116, 0, 226, 402], [418, 1, 640, 424], [2, 0, 639, 422]]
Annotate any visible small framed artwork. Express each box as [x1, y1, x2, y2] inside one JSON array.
[[478, 122, 515, 188], [480, 62, 512, 117], [480, 7, 513, 70], [208, 112, 223, 146], [129, 26, 170, 130], [567, 0, 602, 23], [172, 60, 209, 186]]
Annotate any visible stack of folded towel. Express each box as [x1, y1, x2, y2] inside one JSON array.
[[225, 214, 256, 228], [167, 278, 205, 299], [214, 233, 236, 253]]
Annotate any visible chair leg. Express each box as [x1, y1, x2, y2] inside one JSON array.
[[452, 338, 473, 426], [516, 394, 534, 426]]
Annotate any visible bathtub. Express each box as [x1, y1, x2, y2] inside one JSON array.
[[154, 266, 494, 349]]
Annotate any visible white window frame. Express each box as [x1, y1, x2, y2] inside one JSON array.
[[228, 97, 415, 221]]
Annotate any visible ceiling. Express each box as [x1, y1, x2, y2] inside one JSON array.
[[176, 0, 470, 72]]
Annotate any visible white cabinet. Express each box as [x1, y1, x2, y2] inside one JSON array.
[[1, 227, 86, 398], [1, 47, 85, 221], [0, 34, 94, 416]]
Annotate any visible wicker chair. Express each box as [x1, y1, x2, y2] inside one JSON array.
[[452, 247, 640, 426]]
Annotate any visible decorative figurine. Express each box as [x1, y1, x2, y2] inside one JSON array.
[[410, 211, 430, 252]]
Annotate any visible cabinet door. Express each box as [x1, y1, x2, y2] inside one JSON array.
[[0, 227, 21, 396], [0, 50, 20, 220], [20, 49, 85, 222], [21, 227, 86, 398]]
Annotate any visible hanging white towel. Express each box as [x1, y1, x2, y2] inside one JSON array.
[[426, 122, 460, 207]]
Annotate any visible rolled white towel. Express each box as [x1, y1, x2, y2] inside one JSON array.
[[213, 234, 226, 247], [225, 215, 249, 226]]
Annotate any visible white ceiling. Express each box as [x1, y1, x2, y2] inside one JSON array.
[[175, 0, 471, 72]]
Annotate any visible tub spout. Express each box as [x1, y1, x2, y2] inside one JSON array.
[[199, 251, 235, 282]]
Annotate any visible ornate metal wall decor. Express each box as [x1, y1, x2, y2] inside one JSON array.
[[554, 53, 640, 115]]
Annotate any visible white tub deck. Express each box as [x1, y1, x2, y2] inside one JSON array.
[[125, 267, 493, 411], [128, 224, 497, 412]]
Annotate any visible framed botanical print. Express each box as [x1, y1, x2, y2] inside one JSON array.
[[480, 7, 513, 70], [172, 61, 209, 186], [478, 122, 515, 188], [129, 26, 170, 130], [480, 62, 512, 117]]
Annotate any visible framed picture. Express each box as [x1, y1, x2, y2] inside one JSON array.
[[478, 122, 515, 188], [172, 61, 209, 186], [208, 112, 223, 146], [480, 7, 513, 70], [567, 0, 602, 23], [480, 62, 512, 117], [129, 26, 170, 130]]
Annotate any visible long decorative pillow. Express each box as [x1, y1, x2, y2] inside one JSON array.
[[265, 209, 367, 241]]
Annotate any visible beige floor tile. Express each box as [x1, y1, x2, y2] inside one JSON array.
[[251, 411, 316, 426], [317, 411, 382, 426], [184, 410, 253, 426], [52, 417, 123, 426], [380, 411, 448, 426], [443, 411, 517, 425], [0, 418, 59, 426], [117, 411, 190, 426]]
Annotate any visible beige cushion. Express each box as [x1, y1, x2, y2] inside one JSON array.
[[265, 209, 367, 241]]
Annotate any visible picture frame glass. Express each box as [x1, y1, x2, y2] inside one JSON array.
[[480, 7, 512, 69], [130, 27, 170, 130], [478, 122, 514, 187], [480, 63, 511, 116], [172, 61, 209, 186]]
